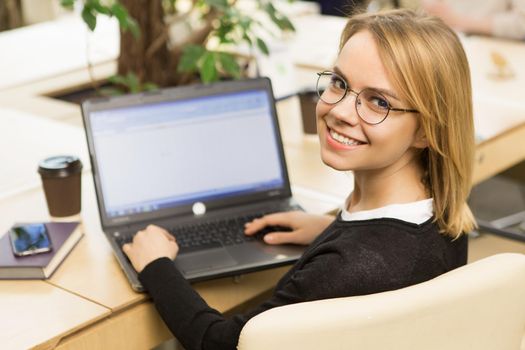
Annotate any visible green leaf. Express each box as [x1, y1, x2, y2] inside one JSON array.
[[277, 16, 295, 31], [242, 33, 252, 45], [199, 52, 219, 83], [103, 3, 141, 38], [126, 72, 140, 93], [143, 83, 159, 92], [261, 2, 295, 32], [111, 3, 130, 30], [239, 17, 252, 31], [127, 17, 140, 39], [256, 37, 269, 55], [163, 0, 177, 14], [107, 74, 157, 94], [81, 6, 97, 31], [107, 74, 128, 86], [204, 0, 228, 10], [90, 1, 112, 15], [264, 2, 277, 17], [100, 87, 125, 96], [218, 53, 241, 78], [215, 16, 235, 44], [60, 0, 75, 9], [178, 45, 206, 72]]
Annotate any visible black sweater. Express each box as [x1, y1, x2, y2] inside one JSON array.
[[138, 216, 468, 350]]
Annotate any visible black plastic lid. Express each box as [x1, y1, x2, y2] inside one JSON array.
[[38, 155, 83, 178]]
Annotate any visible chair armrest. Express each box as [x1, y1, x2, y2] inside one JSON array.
[[238, 253, 525, 350]]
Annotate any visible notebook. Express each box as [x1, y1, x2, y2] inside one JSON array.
[[0, 222, 83, 279], [81, 78, 306, 291]]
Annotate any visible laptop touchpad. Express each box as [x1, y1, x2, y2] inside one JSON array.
[[175, 248, 237, 274]]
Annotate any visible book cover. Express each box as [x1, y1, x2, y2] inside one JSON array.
[[0, 221, 83, 279]]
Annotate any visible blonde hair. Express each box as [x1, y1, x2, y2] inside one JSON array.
[[340, 9, 476, 237]]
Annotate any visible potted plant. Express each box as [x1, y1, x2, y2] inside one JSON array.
[[60, 0, 296, 93]]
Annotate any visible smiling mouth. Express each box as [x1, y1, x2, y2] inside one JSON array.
[[329, 129, 366, 146]]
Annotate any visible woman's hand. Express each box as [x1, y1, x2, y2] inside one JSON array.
[[422, 1, 461, 29], [244, 211, 335, 246], [122, 225, 179, 273]]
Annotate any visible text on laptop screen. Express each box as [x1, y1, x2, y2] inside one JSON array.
[[90, 90, 285, 218]]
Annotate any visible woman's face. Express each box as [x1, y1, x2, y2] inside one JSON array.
[[316, 30, 425, 173]]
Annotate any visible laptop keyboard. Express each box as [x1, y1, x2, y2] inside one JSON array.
[[114, 210, 294, 254]]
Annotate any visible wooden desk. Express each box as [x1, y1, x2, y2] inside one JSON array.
[[0, 280, 109, 350], [465, 36, 525, 183], [0, 108, 89, 200]]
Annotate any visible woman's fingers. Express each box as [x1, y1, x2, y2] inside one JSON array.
[[263, 230, 303, 245], [122, 242, 132, 254], [244, 211, 296, 235], [122, 224, 179, 273]]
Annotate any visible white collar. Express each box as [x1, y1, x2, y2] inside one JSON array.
[[341, 194, 434, 225]]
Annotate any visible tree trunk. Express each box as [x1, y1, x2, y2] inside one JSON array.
[[118, 0, 218, 87], [0, 0, 22, 32], [118, 0, 174, 86]]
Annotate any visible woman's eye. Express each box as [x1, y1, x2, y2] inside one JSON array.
[[329, 76, 346, 90], [370, 95, 389, 110]]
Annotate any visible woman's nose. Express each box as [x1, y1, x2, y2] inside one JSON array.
[[329, 93, 360, 126]]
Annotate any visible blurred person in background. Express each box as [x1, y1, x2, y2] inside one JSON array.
[[306, 0, 371, 16], [423, 0, 525, 40]]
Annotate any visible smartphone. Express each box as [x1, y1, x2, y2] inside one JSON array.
[[8, 223, 53, 256]]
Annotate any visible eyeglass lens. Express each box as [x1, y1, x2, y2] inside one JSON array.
[[316, 72, 391, 124]]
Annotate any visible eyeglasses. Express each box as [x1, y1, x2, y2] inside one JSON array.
[[316, 71, 419, 125]]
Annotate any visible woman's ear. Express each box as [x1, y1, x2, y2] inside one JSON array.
[[412, 125, 429, 149]]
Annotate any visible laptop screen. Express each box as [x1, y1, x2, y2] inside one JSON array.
[[88, 88, 286, 219]]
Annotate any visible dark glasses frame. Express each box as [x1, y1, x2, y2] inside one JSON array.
[[316, 71, 419, 125]]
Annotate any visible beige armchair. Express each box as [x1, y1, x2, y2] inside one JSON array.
[[238, 253, 525, 350]]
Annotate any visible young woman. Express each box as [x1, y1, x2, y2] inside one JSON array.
[[123, 9, 476, 350]]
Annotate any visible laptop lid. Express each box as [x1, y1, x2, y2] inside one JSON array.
[[82, 78, 293, 229]]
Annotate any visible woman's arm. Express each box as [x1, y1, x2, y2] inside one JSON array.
[[491, 0, 525, 40], [244, 211, 335, 245], [138, 257, 244, 350], [422, 1, 492, 35], [135, 228, 363, 350], [423, 0, 525, 40]]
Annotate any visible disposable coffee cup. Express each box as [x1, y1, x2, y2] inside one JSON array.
[[38, 156, 83, 217], [298, 89, 319, 135]]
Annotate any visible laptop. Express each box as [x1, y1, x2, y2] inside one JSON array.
[[81, 78, 306, 291]]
